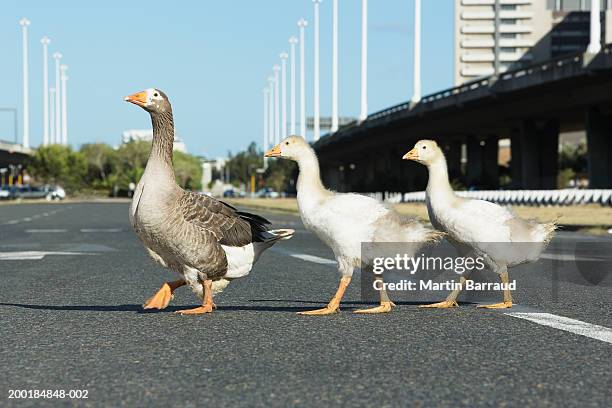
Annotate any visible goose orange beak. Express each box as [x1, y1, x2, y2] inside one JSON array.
[[403, 148, 418, 161], [265, 144, 281, 157], [124, 91, 148, 107]]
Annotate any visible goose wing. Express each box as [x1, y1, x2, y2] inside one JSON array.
[[179, 191, 272, 247]]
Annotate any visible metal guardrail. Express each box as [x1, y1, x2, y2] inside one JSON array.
[[365, 190, 612, 207]]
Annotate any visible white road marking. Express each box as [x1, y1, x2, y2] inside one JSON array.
[[290, 253, 336, 265], [540, 253, 604, 262], [80, 228, 122, 233], [0, 208, 67, 226], [0, 251, 95, 260], [25, 229, 67, 233], [506, 312, 612, 344]]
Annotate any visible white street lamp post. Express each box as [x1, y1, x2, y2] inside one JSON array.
[[41, 36, 50, 146], [263, 87, 269, 169], [49, 87, 56, 144], [19, 18, 31, 149], [411, 0, 422, 104], [331, 0, 339, 133], [588, 0, 601, 53], [313, 0, 322, 141], [53, 52, 62, 144], [360, 0, 368, 122], [273, 65, 281, 145], [289, 36, 298, 136], [60, 65, 68, 145], [280, 52, 288, 139], [268, 76, 275, 147], [298, 18, 308, 138]]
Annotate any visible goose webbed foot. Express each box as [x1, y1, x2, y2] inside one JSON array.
[[143, 279, 185, 310], [477, 271, 513, 309], [175, 304, 215, 315], [419, 300, 459, 309], [297, 305, 340, 315], [175, 279, 215, 316], [354, 301, 395, 314], [297, 276, 351, 316], [477, 301, 512, 309]]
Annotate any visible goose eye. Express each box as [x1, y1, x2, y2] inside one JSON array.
[[422, 146, 426, 150], [154, 93, 159, 97], [285, 142, 289, 146]]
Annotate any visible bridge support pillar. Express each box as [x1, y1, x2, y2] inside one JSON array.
[[516, 120, 559, 189], [442, 141, 462, 184], [466, 137, 498, 189], [586, 108, 612, 188], [321, 164, 341, 191]]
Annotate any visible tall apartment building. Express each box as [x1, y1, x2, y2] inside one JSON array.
[[454, 0, 612, 85]]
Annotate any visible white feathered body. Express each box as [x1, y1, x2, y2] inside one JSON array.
[[298, 192, 436, 275], [426, 186, 555, 269]]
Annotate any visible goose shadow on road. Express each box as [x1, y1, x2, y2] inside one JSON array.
[[0, 300, 477, 313], [0, 302, 319, 313]]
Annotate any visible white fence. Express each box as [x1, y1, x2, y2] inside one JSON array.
[[365, 190, 612, 206]]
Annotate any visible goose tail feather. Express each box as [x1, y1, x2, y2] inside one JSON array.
[[268, 228, 295, 241]]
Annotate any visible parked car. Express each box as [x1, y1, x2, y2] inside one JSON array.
[[0, 186, 12, 200], [12, 185, 65, 201], [256, 188, 280, 199]]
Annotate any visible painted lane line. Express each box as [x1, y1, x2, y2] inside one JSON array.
[[80, 228, 122, 233], [506, 312, 612, 344], [540, 253, 604, 262], [0, 251, 95, 261], [5, 220, 19, 225], [285, 250, 596, 267], [25, 229, 67, 233], [290, 253, 336, 265]]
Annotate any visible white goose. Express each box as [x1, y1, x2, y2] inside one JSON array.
[[403, 140, 556, 309], [266, 136, 440, 315]]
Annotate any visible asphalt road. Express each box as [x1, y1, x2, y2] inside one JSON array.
[[0, 202, 610, 407]]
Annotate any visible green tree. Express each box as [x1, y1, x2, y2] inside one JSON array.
[[113, 141, 151, 189], [559, 142, 587, 174], [80, 143, 117, 188], [265, 157, 297, 193], [29, 145, 87, 192], [174, 151, 202, 190], [226, 142, 263, 186]]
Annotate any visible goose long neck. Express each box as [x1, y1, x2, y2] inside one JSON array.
[[296, 148, 326, 199], [426, 157, 455, 200], [149, 110, 175, 170]]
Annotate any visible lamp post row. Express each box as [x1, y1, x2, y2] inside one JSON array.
[[19, 18, 69, 149], [262, 1, 424, 157]]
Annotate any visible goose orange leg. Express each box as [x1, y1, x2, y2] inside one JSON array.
[[176, 280, 215, 315], [477, 271, 513, 309], [354, 275, 395, 314], [143, 279, 186, 310], [298, 277, 351, 316], [419, 276, 467, 309]]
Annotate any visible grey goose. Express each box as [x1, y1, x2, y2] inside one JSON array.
[[124, 88, 294, 315]]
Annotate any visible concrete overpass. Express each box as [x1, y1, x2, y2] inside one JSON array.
[[0, 141, 33, 183], [314, 45, 612, 193]]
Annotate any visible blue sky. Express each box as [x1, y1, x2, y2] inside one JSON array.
[[0, 0, 454, 158]]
